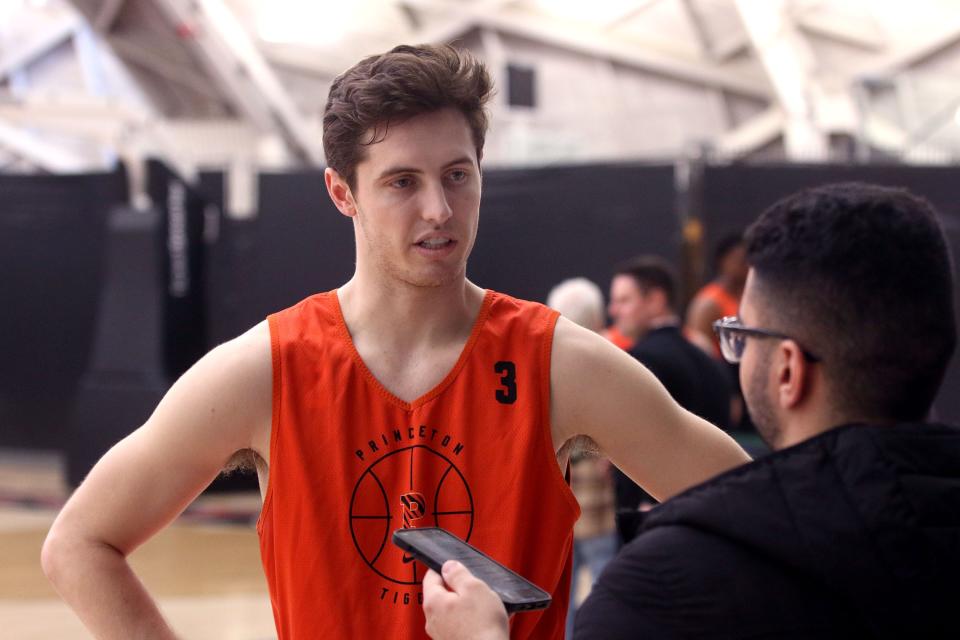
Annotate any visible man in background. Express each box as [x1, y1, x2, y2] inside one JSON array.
[[423, 182, 960, 640], [607, 257, 733, 540]]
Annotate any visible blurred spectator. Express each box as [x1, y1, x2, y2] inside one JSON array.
[[546, 278, 618, 640], [607, 257, 733, 541], [685, 234, 748, 357]]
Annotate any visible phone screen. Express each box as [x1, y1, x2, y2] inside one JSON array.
[[392, 528, 551, 612]]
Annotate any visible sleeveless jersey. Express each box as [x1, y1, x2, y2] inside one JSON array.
[[258, 289, 580, 639]]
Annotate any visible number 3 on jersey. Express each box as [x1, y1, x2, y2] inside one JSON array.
[[494, 361, 517, 404]]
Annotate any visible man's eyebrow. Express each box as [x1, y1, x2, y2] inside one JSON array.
[[443, 156, 475, 169], [377, 166, 422, 181], [376, 157, 475, 181]]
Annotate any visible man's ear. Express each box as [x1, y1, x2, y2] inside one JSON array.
[[648, 288, 669, 313], [325, 167, 358, 218], [776, 340, 811, 410]]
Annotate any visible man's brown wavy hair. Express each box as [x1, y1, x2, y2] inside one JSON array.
[[322, 44, 493, 190]]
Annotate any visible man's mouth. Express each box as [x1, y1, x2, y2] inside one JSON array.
[[416, 238, 454, 249]]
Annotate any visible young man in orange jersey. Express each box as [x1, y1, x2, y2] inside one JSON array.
[[42, 45, 749, 639]]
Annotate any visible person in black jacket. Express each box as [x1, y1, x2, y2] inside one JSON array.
[[421, 181, 959, 640], [608, 257, 734, 540]]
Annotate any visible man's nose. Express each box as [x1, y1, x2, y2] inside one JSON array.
[[421, 182, 453, 225]]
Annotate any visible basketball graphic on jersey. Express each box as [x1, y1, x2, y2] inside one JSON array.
[[349, 445, 474, 585]]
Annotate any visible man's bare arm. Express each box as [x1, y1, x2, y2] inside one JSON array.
[[551, 317, 749, 502], [41, 322, 272, 639]]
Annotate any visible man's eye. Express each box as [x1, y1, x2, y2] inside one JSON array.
[[448, 170, 468, 183], [391, 177, 412, 189]]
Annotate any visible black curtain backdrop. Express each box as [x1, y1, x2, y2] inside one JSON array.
[[252, 169, 354, 320], [6, 162, 958, 450], [698, 164, 960, 425], [472, 163, 679, 303], [0, 166, 128, 448], [147, 159, 208, 380], [243, 163, 678, 327]]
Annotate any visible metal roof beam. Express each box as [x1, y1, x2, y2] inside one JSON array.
[[0, 13, 82, 82], [152, 0, 324, 165], [448, 12, 771, 99], [677, 0, 713, 57], [108, 36, 223, 101], [733, 0, 828, 159], [94, 0, 127, 33], [714, 106, 784, 157], [0, 118, 91, 172], [866, 19, 960, 76], [259, 45, 344, 80], [795, 10, 884, 51]]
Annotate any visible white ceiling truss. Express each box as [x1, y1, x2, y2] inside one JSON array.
[[0, 0, 958, 172]]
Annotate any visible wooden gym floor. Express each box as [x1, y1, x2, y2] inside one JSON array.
[[0, 448, 276, 639]]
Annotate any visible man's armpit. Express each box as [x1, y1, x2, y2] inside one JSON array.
[[222, 448, 265, 476]]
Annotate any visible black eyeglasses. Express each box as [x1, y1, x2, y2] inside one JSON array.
[[712, 316, 821, 364]]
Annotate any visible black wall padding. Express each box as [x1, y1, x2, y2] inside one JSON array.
[[0, 166, 127, 448], [472, 163, 678, 302], [68, 208, 169, 486], [148, 159, 207, 380], [254, 170, 355, 315], [245, 164, 679, 326], [698, 164, 960, 425], [197, 170, 270, 346]]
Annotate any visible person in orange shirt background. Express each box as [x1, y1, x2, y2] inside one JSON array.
[[686, 234, 748, 357]]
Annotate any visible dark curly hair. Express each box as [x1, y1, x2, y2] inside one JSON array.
[[323, 44, 493, 189], [745, 182, 956, 422]]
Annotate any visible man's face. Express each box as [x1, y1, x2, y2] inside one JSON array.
[[738, 270, 782, 447], [608, 275, 652, 341], [722, 244, 749, 287], [349, 108, 481, 288]]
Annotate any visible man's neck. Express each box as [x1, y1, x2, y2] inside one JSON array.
[[647, 314, 680, 331], [633, 314, 680, 341], [716, 275, 744, 297], [777, 408, 892, 450], [338, 272, 486, 351]]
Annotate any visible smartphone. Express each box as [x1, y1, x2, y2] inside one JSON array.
[[392, 527, 552, 613]]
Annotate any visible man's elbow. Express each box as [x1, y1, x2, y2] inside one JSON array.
[[41, 522, 92, 587], [40, 526, 68, 585]]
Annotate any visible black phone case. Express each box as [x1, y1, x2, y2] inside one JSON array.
[[392, 527, 552, 613]]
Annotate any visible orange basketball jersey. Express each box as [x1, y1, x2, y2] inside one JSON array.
[[258, 290, 580, 639]]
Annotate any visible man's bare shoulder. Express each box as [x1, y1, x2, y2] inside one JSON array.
[[187, 320, 273, 443], [551, 316, 649, 384], [126, 320, 274, 470], [549, 316, 660, 441], [206, 321, 272, 381]]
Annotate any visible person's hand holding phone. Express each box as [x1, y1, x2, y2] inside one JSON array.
[[423, 560, 510, 640]]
